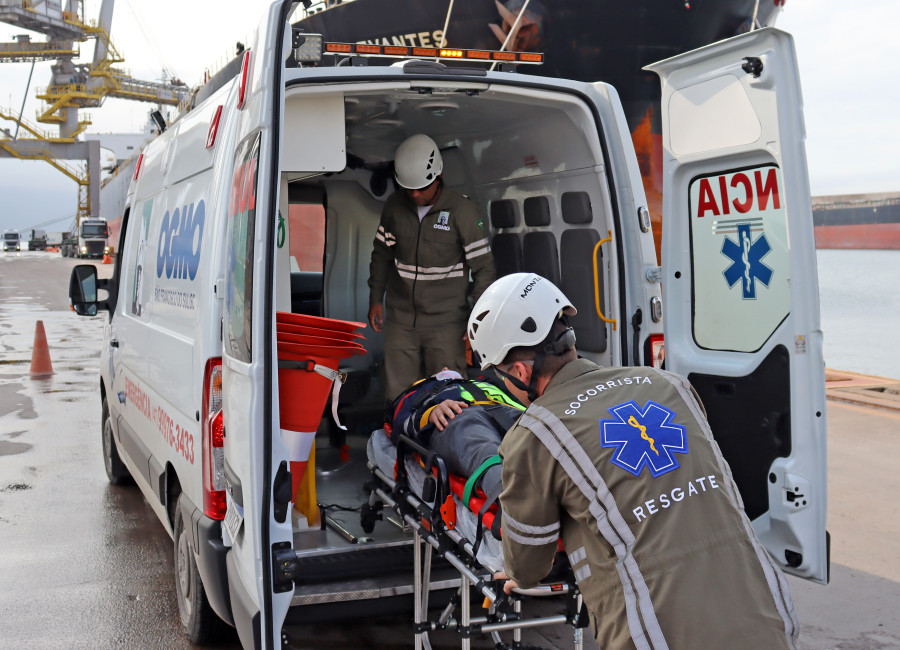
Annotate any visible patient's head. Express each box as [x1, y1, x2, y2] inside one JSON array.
[[433, 367, 463, 381]]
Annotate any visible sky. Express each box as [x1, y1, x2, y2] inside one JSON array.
[[1, 0, 898, 235]]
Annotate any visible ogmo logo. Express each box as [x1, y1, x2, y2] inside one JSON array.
[[157, 200, 205, 280]]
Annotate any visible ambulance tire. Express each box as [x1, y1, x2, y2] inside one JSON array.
[[175, 494, 220, 644], [102, 397, 133, 485]]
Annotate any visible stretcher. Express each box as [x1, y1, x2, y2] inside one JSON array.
[[363, 429, 588, 649]]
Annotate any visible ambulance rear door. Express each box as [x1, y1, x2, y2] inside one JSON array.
[[646, 27, 828, 584], [220, 2, 296, 647]]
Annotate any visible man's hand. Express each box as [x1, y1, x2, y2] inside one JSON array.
[[368, 304, 384, 333], [493, 571, 519, 595], [428, 400, 468, 431]]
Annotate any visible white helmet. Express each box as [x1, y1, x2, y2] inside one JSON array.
[[394, 134, 444, 190], [468, 273, 577, 370]]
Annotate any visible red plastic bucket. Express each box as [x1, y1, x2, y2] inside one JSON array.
[[277, 331, 368, 351], [276, 341, 365, 432], [276, 322, 365, 342], [276, 311, 365, 334]]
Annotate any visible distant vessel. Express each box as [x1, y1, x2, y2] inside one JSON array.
[[812, 193, 900, 250]]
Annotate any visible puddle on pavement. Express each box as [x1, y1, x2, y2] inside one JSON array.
[[0, 440, 32, 456]]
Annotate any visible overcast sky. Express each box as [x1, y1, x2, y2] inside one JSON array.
[[1, 0, 897, 234]]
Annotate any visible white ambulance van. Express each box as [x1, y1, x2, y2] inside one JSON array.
[[69, 0, 828, 646]]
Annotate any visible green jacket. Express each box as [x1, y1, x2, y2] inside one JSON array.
[[498, 359, 798, 650], [368, 186, 495, 328]]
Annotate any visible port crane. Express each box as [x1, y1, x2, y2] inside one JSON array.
[[0, 0, 188, 226]]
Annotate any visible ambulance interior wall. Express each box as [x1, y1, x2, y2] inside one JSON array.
[[276, 89, 619, 432]]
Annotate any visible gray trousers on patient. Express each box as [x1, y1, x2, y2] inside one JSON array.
[[426, 404, 522, 501]]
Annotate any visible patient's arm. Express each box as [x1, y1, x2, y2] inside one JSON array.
[[427, 400, 469, 431]]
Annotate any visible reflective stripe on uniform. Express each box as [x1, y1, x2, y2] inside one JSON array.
[[394, 260, 465, 281], [464, 237, 491, 260], [504, 511, 560, 536], [503, 525, 560, 547], [656, 372, 799, 648], [520, 406, 669, 650], [568, 546, 587, 566], [375, 225, 396, 247]]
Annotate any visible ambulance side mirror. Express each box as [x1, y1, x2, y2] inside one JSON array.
[[69, 265, 110, 316]]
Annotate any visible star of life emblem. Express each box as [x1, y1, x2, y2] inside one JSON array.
[[721, 223, 773, 300], [599, 400, 688, 478]]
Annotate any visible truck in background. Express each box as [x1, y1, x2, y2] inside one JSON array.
[[3, 230, 20, 252], [28, 229, 48, 251], [61, 218, 109, 258]]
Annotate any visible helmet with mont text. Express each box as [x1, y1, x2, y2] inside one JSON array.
[[394, 134, 444, 190], [467, 273, 576, 370]]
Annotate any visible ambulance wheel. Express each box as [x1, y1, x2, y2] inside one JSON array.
[[175, 494, 219, 643], [102, 397, 133, 485]]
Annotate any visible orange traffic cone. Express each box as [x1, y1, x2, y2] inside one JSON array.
[[101, 253, 112, 264], [29, 320, 54, 378]]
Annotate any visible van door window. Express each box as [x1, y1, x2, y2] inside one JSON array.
[[287, 193, 325, 316], [689, 165, 790, 352], [226, 132, 261, 362], [129, 199, 154, 318]]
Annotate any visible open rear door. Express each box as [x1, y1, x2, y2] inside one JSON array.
[[646, 28, 828, 584], [222, 2, 297, 648]]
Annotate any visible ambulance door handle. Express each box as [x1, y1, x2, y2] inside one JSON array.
[[592, 230, 617, 331], [110, 338, 120, 348]]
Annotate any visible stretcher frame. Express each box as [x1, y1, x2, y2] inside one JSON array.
[[363, 433, 588, 649]]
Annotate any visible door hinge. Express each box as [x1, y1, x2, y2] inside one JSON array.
[[272, 542, 298, 593]]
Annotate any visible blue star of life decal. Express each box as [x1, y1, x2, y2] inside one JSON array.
[[721, 223, 773, 299], [599, 400, 688, 478]]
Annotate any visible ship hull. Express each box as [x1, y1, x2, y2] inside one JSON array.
[[812, 195, 900, 250], [814, 224, 900, 250]]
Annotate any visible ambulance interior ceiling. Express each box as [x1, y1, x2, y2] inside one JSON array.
[[286, 85, 601, 182]]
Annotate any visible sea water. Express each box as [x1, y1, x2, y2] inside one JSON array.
[[815, 249, 900, 380]]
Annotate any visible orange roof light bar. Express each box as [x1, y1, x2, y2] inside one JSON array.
[[320, 43, 544, 65], [518, 52, 543, 63]]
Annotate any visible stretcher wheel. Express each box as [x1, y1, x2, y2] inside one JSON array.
[[360, 501, 381, 533]]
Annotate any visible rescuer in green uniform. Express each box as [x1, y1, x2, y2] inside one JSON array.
[[466, 272, 799, 650], [368, 134, 495, 401]]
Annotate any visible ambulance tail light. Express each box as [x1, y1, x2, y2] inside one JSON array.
[[132, 153, 143, 181], [237, 50, 251, 110], [206, 105, 223, 150], [647, 335, 665, 369], [202, 358, 225, 520]]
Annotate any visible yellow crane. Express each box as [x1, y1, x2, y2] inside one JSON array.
[[0, 0, 189, 222]]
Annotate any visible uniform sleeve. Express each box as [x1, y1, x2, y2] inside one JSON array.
[[457, 200, 495, 302], [499, 445, 560, 588], [368, 205, 395, 307]]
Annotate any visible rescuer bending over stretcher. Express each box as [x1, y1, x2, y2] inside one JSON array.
[[389, 369, 524, 503]]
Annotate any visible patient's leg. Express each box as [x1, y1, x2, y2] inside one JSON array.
[[428, 408, 504, 498]]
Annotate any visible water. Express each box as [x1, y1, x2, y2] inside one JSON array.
[[816, 249, 900, 380]]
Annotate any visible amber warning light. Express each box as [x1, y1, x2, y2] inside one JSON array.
[[323, 42, 543, 65]]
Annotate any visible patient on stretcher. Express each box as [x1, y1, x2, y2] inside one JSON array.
[[388, 369, 525, 503]]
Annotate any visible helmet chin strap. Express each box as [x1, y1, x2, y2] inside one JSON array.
[[494, 324, 575, 403]]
